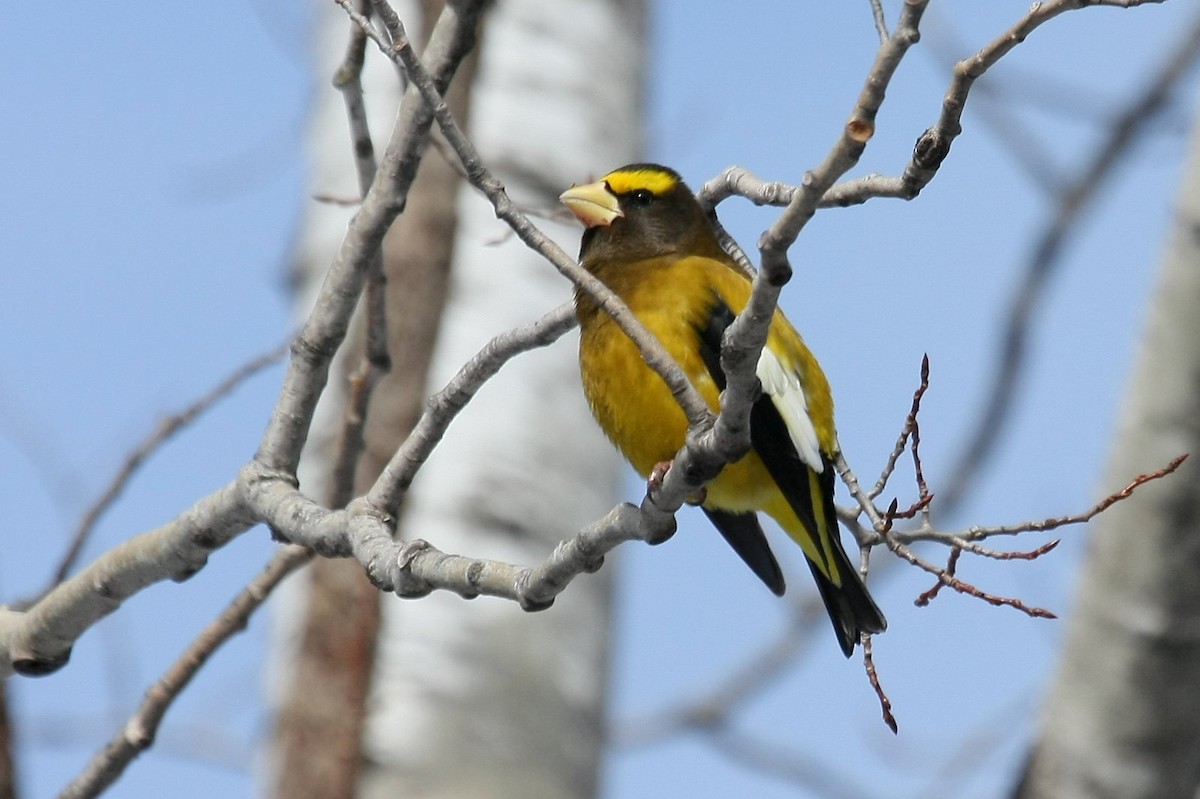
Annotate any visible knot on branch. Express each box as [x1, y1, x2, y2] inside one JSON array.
[[846, 118, 875, 144], [346, 496, 394, 528], [12, 647, 71, 677], [766, 264, 793, 288], [239, 461, 299, 494], [636, 497, 678, 545], [393, 539, 434, 598], [912, 127, 951, 171], [516, 573, 556, 613], [681, 453, 722, 492]]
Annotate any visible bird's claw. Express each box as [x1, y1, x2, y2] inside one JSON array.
[[647, 460, 672, 495], [648, 459, 706, 505]]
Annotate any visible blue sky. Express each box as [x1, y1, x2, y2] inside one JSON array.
[[2, 2, 1198, 797]]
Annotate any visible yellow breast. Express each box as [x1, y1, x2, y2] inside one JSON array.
[[576, 254, 808, 513], [579, 301, 710, 476]]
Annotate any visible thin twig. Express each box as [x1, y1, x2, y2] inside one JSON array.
[[869, 354, 930, 502], [916, 539, 1062, 606], [328, 0, 392, 508], [863, 633, 897, 733], [898, 454, 1188, 546], [915, 547, 960, 606], [840, 440, 1171, 622], [702, 1, 1176, 213], [333, 0, 380, 193], [937, 10, 1200, 515], [889, 537, 1057, 619], [868, 0, 889, 44], [59, 546, 311, 799], [942, 538, 1060, 563], [886, 494, 935, 523], [908, 360, 931, 511]]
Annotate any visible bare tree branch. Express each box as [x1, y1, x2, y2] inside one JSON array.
[[0, 0, 490, 680], [700, 0, 1175, 212], [709, 0, 930, 506], [327, 0, 392, 510], [886, 534, 1057, 619], [255, 0, 484, 474], [0, 482, 251, 678], [832, 358, 1185, 621], [59, 546, 310, 799], [895, 453, 1188, 548], [938, 11, 1200, 514], [901, 0, 1171, 198], [45, 341, 288, 593]]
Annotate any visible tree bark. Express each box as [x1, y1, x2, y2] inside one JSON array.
[[357, 0, 642, 794], [0, 683, 15, 799], [267, 1, 641, 797], [268, 3, 480, 797], [1014, 102, 1200, 799]]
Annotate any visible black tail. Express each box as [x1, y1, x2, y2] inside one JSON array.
[[702, 508, 786, 596], [807, 543, 886, 657]]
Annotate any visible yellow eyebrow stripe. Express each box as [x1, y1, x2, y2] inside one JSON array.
[[603, 167, 679, 197]]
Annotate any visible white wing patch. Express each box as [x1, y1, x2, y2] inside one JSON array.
[[756, 348, 824, 473]]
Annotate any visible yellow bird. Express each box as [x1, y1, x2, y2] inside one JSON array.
[[561, 163, 885, 656]]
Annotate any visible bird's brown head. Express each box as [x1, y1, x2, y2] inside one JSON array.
[[560, 163, 722, 268]]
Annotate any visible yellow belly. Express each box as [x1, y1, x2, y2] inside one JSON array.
[[575, 252, 834, 566], [578, 304, 782, 514]]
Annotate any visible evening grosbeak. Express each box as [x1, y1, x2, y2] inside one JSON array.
[[561, 163, 885, 656]]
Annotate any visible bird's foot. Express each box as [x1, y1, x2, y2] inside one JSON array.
[[647, 460, 707, 505], [647, 460, 672, 495]]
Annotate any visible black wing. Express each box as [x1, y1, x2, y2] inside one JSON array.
[[694, 295, 826, 562], [689, 296, 790, 596], [696, 294, 886, 655]]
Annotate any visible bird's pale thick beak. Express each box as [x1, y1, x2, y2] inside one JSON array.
[[559, 180, 623, 228]]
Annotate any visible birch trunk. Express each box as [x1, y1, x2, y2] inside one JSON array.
[[1014, 102, 1200, 799], [268, 1, 643, 797]]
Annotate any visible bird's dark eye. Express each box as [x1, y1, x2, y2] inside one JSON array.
[[629, 189, 655, 207]]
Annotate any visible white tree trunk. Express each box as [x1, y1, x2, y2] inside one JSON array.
[[1016, 103, 1200, 799], [261, 3, 412, 790], [359, 2, 642, 795], [270, 2, 642, 797]]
